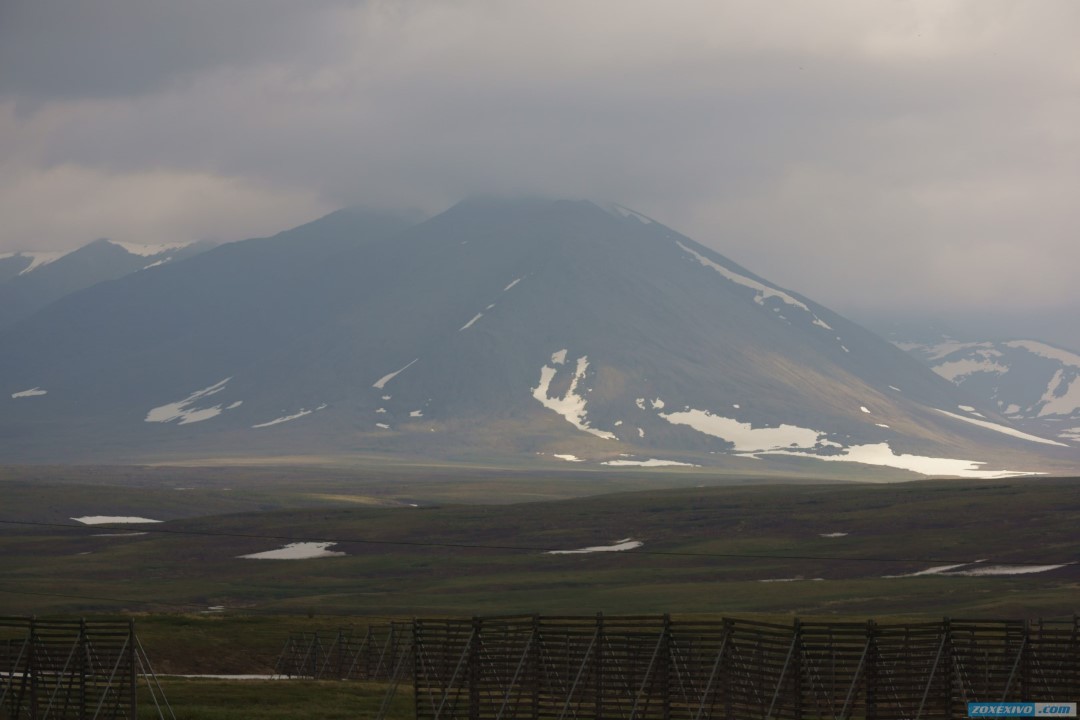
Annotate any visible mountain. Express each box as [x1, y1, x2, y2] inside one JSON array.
[[0, 238, 213, 329], [1, 198, 1076, 476], [892, 333, 1080, 447]]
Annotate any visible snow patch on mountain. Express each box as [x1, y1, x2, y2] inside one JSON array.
[[373, 359, 419, 389], [145, 378, 236, 425], [109, 240, 194, 257], [1038, 369, 1080, 417], [1003, 340, 1080, 366], [14, 251, 66, 275], [600, 202, 656, 224], [934, 357, 1009, 382], [252, 404, 327, 429], [934, 409, 1067, 447], [675, 241, 833, 330], [1059, 428, 1080, 442], [11, 387, 47, 398], [503, 277, 523, 291], [459, 313, 483, 331], [531, 352, 615, 440], [658, 407, 824, 452]]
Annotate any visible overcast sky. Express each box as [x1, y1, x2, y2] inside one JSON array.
[[2, 1, 1078, 340]]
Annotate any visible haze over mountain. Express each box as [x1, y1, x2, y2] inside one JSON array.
[[0, 238, 212, 329], [889, 329, 1080, 447], [1, 198, 1075, 477]]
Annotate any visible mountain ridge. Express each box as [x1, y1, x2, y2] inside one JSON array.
[[1, 198, 1075, 477]]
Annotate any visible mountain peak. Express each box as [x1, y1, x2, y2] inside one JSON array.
[[0, 200, 1075, 476]]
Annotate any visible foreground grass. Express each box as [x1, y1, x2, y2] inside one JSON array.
[[138, 679, 411, 720], [2, 472, 1079, 621]]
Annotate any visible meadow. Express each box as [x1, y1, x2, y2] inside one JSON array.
[[3, 464, 1078, 718]]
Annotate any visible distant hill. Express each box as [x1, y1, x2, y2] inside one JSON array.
[[892, 333, 1080, 447], [1, 198, 1075, 476], [0, 238, 213, 329]]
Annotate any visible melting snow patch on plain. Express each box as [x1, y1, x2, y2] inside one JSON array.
[[934, 409, 1067, 447], [11, 388, 47, 398], [658, 407, 823, 452], [948, 563, 1070, 576], [546, 538, 643, 555], [757, 443, 1040, 479], [373, 359, 418, 389], [503, 277, 523, 292], [145, 378, 235, 425], [676, 241, 832, 329], [375, 423, 390, 429], [819, 532, 848, 538], [553, 454, 584, 462], [410, 410, 424, 417], [72, 516, 161, 525], [888, 561, 1069, 578], [239, 542, 344, 560], [531, 353, 615, 440]]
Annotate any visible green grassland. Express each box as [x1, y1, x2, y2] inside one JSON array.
[[2, 465, 1078, 718], [135, 678, 412, 720], [3, 466, 1078, 625]]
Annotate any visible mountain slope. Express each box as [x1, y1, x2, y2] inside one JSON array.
[[894, 335, 1080, 446], [1, 199, 1075, 476], [0, 238, 212, 329]]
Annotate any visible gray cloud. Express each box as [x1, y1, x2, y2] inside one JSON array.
[[0, 0, 349, 99], [1, 0, 1078, 335]]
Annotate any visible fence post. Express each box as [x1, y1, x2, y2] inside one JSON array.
[[724, 618, 734, 720], [531, 614, 540, 720], [596, 612, 605, 720], [29, 616, 38, 720], [662, 613, 671, 720], [865, 620, 877, 720], [129, 618, 138, 720], [793, 618, 803, 720], [412, 620, 421, 720], [470, 616, 481, 720], [80, 617, 88, 720], [1021, 619, 1031, 705]]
